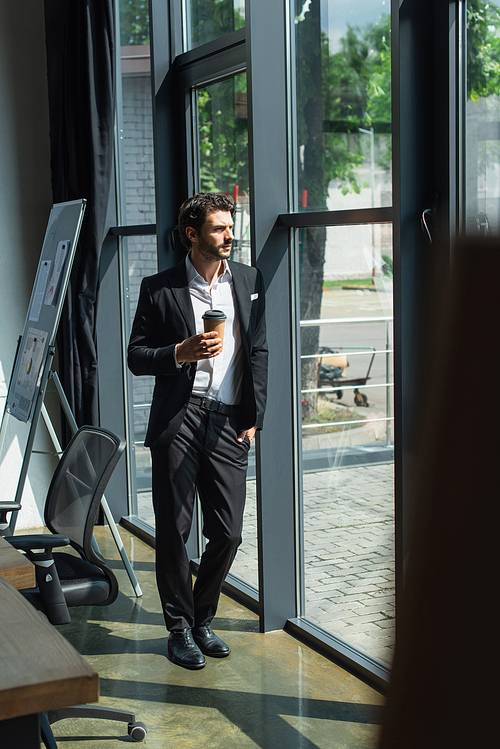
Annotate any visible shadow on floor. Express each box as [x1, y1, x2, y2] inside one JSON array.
[[50, 526, 384, 749], [100, 677, 383, 749]]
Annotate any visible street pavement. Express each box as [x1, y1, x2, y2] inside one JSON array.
[[233, 461, 395, 668]]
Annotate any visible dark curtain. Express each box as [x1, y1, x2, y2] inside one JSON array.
[[44, 0, 115, 429]]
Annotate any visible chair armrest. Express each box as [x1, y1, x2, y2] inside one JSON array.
[[10, 533, 72, 626], [0, 502, 22, 512], [0, 502, 22, 534], [9, 534, 70, 552]]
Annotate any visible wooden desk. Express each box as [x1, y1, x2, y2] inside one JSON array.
[[0, 574, 98, 747], [0, 535, 35, 589]]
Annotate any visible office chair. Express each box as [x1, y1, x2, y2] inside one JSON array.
[[6, 425, 147, 744]]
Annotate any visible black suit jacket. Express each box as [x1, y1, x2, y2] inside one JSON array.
[[127, 257, 268, 449]]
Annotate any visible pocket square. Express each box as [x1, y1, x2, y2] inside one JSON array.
[[250, 293, 259, 301]]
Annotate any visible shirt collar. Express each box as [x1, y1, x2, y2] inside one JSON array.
[[185, 253, 232, 285]]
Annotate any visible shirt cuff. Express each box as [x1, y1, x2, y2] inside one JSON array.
[[174, 344, 182, 369]]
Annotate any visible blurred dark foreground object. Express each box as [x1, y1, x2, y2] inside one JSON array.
[[378, 237, 500, 749]]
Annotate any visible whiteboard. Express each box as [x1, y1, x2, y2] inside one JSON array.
[[6, 200, 86, 422]]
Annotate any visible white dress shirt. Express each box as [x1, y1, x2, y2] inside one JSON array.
[[183, 254, 243, 406]]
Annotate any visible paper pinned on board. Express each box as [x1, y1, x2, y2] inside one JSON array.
[[44, 239, 70, 307], [28, 260, 52, 322]]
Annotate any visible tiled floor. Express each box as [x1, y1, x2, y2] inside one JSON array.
[[49, 526, 385, 748]]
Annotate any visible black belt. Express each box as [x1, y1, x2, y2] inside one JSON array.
[[188, 394, 239, 417]]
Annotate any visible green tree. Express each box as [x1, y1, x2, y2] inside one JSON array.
[[119, 0, 149, 46], [191, 0, 245, 48], [467, 1, 500, 101], [198, 76, 249, 196], [195, 4, 248, 197]]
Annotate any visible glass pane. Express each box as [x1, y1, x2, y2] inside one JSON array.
[[188, 0, 245, 49], [299, 223, 395, 667], [466, 2, 500, 233], [118, 0, 156, 225], [230, 441, 258, 588], [196, 74, 251, 265], [194, 73, 255, 588], [295, 0, 391, 212], [126, 234, 158, 526]]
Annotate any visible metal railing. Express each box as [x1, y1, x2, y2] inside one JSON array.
[[300, 316, 394, 439]]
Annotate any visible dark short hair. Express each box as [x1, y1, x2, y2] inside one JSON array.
[[178, 193, 236, 249]]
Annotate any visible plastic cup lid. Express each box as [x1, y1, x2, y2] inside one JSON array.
[[202, 309, 226, 320]]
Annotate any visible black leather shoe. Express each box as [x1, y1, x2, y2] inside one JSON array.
[[192, 625, 231, 658], [168, 629, 206, 669]]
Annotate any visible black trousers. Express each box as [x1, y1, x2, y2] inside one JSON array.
[[151, 402, 250, 631]]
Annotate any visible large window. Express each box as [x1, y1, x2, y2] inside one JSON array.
[[116, 1, 157, 523], [294, 0, 394, 666], [196, 74, 251, 265], [118, 0, 156, 227], [126, 234, 157, 526], [194, 72, 256, 588], [117, 0, 402, 688], [299, 225, 393, 666]]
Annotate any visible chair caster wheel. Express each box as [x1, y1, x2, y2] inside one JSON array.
[[128, 721, 147, 742]]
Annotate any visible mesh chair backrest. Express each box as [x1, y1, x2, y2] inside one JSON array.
[[45, 427, 125, 556]]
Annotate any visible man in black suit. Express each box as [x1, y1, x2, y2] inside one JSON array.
[[128, 193, 268, 669]]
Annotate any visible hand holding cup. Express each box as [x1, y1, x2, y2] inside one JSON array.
[[202, 310, 226, 352], [176, 310, 226, 363]]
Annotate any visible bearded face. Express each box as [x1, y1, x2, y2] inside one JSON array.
[[189, 210, 234, 263]]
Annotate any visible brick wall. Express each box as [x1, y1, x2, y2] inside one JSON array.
[[121, 73, 157, 443]]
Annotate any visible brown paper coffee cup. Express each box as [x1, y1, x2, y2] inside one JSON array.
[[202, 310, 226, 352]]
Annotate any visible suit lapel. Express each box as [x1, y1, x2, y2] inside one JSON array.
[[166, 259, 252, 342], [167, 259, 196, 336]]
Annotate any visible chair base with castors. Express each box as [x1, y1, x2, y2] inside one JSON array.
[[47, 705, 147, 742]]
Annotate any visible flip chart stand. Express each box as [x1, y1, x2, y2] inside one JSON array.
[[0, 200, 142, 597]]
